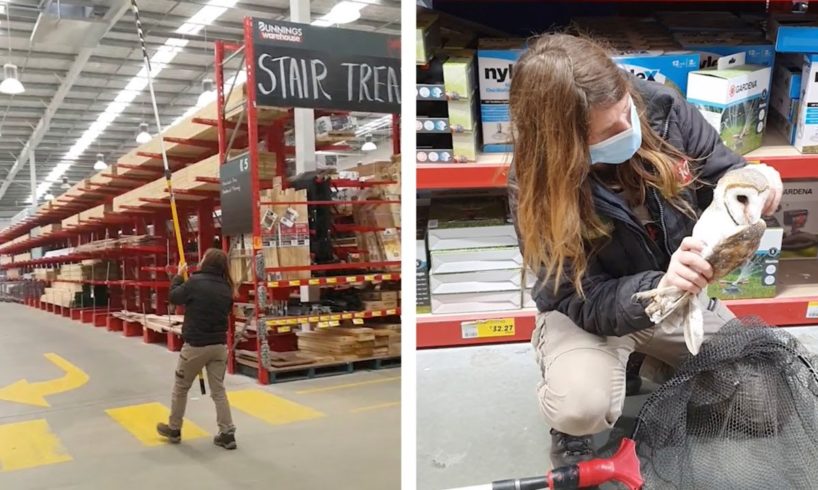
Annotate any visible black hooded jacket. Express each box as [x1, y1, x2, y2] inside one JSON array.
[[508, 77, 745, 337], [169, 265, 233, 346]]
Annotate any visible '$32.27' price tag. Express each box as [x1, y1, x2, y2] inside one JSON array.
[[461, 318, 516, 339]]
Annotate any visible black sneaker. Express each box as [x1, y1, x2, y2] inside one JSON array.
[[214, 431, 237, 450], [550, 428, 595, 468], [156, 423, 181, 444]]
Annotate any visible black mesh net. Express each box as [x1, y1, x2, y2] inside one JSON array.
[[632, 318, 818, 489]]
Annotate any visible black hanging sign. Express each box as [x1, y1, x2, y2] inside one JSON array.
[[251, 18, 401, 113], [219, 153, 253, 237]]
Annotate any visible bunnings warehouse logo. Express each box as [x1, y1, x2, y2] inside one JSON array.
[[729, 80, 758, 98]]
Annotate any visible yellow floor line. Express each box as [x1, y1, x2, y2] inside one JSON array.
[[296, 376, 401, 395], [0, 419, 72, 472], [106, 402, 209, 446], [228, 389, 325, 425], [350, 401, 400, 413]]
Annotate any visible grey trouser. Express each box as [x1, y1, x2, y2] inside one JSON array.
[[169, 343, 236, 434], [531, 296, 735, 436]]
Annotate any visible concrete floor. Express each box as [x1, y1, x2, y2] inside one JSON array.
[[0, 303, 400, 490], [417, 326, 818, 490]]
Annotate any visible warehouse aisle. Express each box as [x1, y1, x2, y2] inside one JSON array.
[[417, 328, 818, 490], [0, 303, 400, 490]]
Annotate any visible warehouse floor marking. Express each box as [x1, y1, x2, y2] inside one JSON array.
[[295, 375, 401, 394], [227, 389, 325, 425], [0, 353, 89, 407], [106, 402, 209, 446], [350, 401, 400, 413], [0, 419, 72, 472]]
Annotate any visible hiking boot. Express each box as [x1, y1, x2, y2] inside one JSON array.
[[156, 423, 181, 444], [214, 431, 237, 450], [550, 428, 595, 468]]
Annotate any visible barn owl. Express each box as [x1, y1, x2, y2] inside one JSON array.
[[633, 165, 774, 355]]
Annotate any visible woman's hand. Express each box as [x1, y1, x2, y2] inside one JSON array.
[[658, 237, 713, 295]]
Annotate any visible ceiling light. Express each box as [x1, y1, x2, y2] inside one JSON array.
[[197, 78, 216, 107], [361, 134, 377, 152], [136, 122, 151, 144], [44, 193, 54, 201], [0, 63, 24, 95], [323, 1, 363, 25], [93, 153, 107, 171], [60, 177, 70, 190]]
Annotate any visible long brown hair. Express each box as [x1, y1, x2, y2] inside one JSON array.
[[510, 34, 692, 297], [200, 248, 235, 294]]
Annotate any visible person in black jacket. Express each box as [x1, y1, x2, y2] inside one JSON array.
[[156, 248, 237, 450], [507, 34, 783, 469]]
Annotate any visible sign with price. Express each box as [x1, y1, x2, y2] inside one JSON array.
[[461, 318, 516, 339], [219, 152, 253, 236]]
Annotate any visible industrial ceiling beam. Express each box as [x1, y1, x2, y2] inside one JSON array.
[[0, 0, 133, 206]]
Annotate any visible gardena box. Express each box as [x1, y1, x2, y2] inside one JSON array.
[[793, 54, 818, 154], [707, 227, 782, 300], [687, 55, 771, 155], [772, 181, 818, 259]]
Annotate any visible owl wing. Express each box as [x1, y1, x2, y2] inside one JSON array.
[[705, 220, 767, 280]]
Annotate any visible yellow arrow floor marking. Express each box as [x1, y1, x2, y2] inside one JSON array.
[[0, 353, 89, 407], [227, 389, 325, 426], [106, 402, 209, 447], [0, 419, 72, 472]]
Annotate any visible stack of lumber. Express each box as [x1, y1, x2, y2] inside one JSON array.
[[371, 323, 401, 357], [351, 160, 401, 270], [41, 223, 62, 235], [79, 203, 113, 223], [74, 235, 159, 253], [296, 327, 376, 360], [142, 314, 183, 335], [6, 269, 20, 280], [44, 247, 73, 258], [112, 310, 143, 323], [360, 289, 399, 311], [62, 214, 80, 229], [236, 349, 333, 369], [33, 268, 57, 281], [41, 282, 82, 307], [56, 262, 120, 281], [13, 252, 31, 263], [0, 255, 11, 265], [228, 236, 252, 284], [260, 179, 310, 281]]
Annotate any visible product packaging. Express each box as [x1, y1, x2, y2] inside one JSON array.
[[706, 227, 783, 300]]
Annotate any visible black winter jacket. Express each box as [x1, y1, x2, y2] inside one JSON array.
[[169, 266, 233, 346], [508, 77, 745, 337]]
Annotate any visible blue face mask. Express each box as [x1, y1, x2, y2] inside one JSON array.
[[588, 101, 642, 165]]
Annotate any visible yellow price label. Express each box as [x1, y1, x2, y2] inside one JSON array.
[[352, 318, 364, 325], [279, 326, 291, 333], [329, 320, 340, 327], [326, 277, 338, 284], [317, 322, 330, 329], [288, 280, 301, 286], [461, 318, 515, 339]]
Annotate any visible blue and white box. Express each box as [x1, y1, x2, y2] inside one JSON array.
[[794, 54, 818, 154], [613, 50, 700, 95], [771, 63, 802, 123], [477, 39, 525, 152]]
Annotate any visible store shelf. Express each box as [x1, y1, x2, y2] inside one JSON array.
[[264, 308, 401, 327], [416, 133, 818, 190], [417, 261, 818, 348], [267, 273, 400, 288]]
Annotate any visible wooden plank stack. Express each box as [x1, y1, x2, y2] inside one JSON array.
[[296, 327, 377, 360], [41, 282, 83, 307], [33, 268, 57, 281], [352, 160, 401, 270], [260, 179, 310, 281]]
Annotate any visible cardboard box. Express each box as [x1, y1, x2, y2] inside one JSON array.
[[452, 128, 479, 163], [771, 63, 802, 123], [430, 246, 522, 274], [613, 51, 700, 95], [772, 181, 818, 259], [674, 36, 774, 70], [442, 50, 476, 100], [794, 54, 818, 154], [431, 290, 521, 315], [428, 225, 518, 252], [430, 269, 523, 295], [427, 198, 516, 251], [523, 289, 536, 309], [687, 54, 771, 155], [477, 38, 525, 153], [769, 107, 798, 145], [707, 227, 783, 300], [417, 13, 441, 65], [769, 14, 818, 53], [448, 99, 478, 133]]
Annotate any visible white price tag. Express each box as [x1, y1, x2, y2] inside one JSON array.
[[807, 301, 818, 319]]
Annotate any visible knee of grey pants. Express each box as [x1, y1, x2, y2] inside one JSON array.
[[531, 299, 735, 436]]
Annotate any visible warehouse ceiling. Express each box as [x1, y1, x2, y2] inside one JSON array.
[[0, 0, 400, 217]]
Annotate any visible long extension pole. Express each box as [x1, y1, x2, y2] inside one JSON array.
[[130, 0, 206, 395]]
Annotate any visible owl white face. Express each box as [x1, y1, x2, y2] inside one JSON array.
[[723, 185, 766, 225]]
